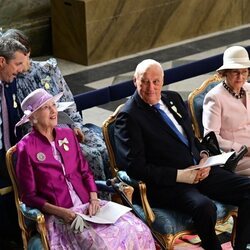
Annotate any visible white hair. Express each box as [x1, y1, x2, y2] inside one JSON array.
[[134, 59, 164, 78]]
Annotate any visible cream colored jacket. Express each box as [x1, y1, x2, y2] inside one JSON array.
[[203, 81, 250, 176]]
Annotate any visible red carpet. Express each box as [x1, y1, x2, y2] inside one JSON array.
[[173, 219, 233, 249]]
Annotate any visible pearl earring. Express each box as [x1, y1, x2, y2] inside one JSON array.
[[32, 119, 38, 124]]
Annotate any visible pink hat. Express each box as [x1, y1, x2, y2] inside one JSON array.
[[16, 88, 63, 127]]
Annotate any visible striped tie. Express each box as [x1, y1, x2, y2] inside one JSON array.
[[0, 82, 11, 150]]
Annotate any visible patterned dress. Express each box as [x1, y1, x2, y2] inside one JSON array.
[[46, 142, 156, 250], [15, 58, 109, 181]]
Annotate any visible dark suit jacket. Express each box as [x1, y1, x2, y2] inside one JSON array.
[[115, 90, 203, 203]]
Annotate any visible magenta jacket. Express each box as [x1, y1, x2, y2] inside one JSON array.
[[16, 127, 97, 210]]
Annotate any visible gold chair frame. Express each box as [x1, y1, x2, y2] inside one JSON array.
[[102, 103, 237, 250], [6, 145, 49, 250], [188, 74, 222, 139]]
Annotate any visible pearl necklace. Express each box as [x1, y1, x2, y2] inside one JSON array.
[[222, 81, 245, 99]]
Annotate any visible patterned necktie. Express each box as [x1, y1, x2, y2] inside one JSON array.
[[153, 103, 189, 146], [0, 82, 11, 150]]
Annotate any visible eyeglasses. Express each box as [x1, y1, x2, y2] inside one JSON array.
[[228, 69, 249, 77]]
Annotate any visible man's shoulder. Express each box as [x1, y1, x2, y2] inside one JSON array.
[[161, 90, 181, 99]]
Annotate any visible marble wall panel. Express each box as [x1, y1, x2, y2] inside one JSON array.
[[1, 0, 249, 63], [84, 0, 249, 64], [0, 0, 50, 26], [0, 0, 51, 56], [243, 0, 250, 23]]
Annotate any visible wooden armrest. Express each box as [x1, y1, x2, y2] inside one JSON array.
[[20, 202, 49, 250], [138, 181, 155, 225], [117, 171, 155, 225]]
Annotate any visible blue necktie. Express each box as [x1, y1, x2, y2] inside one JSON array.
[[153, 103, 189, 146]]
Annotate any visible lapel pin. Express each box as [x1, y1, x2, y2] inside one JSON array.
[[37, 152, 46, 161]]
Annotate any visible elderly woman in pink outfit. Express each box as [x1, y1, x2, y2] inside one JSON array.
[[203, 45, 250, 176], [15, 88, 156, 250]]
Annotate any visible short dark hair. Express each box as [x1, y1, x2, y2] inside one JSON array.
[[0, 37, 28, 62], [2, 29, 31, 53]]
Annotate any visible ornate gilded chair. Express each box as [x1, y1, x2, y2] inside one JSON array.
[[102, 103, 238, 250], [188, 74, 222, 139], [6, 145, 49, 250], [6, 144, 120, 250]]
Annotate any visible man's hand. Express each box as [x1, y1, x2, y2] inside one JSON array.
[[177, 155, 211, 184], [193, 167, 211, 183], [177, 169, 198, 184], [73, 128, 84, 143], [192, 155, 211, 183]]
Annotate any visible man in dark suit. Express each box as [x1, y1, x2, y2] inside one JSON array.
[[0, 37, 27, 249], [114, 59, 250, 250]]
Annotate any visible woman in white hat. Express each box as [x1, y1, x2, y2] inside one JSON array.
[[203, 45, 250, 176], [15, 88, 156, 250]]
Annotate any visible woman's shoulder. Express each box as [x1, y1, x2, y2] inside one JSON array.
[[205, 82, 224, 97], [17, 131, 35, 150], [243, 82, 250, 91], [55, 126, 75, 137], [31, 58, 58, 71]]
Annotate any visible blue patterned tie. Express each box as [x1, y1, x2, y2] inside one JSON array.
[[153, 103, 189, 146]]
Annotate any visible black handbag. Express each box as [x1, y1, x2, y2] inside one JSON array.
[[201, 131, 248, 172], [201, 131, 221, 156]]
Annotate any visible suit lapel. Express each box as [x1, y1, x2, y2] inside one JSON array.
[[161, 95, 192, 145], [134, 91, 191, 146]]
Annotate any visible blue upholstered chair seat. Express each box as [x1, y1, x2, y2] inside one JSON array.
[[134, 202, 235, 235], [116, 170, 237, 249]]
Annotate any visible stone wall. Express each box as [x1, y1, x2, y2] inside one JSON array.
[[1, 0, 249, 64], [52, 0, 250, 65], [0, 0, 51, 56]]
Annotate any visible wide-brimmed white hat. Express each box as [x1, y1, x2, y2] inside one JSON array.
[[217, 45, 250, 72], [16, 88, 63, 127]]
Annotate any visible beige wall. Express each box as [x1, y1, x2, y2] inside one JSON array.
[[52, 0, 250, 65], [0, 0, 51, 56], [1, 0, 249, 64]]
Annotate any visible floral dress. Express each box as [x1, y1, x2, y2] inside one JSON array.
[[15, 58, 109, 181], [46, 142, 156, 250]]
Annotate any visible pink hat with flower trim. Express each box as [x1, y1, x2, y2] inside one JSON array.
[[16, 88, 63, 127]]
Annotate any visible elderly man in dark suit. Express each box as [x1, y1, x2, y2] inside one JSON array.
[[114, 59, 250, 250]]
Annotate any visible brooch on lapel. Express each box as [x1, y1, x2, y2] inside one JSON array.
[[37, 152, 46, 161], [58, 137, 69, 151], [170, 101, 182, 118]]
